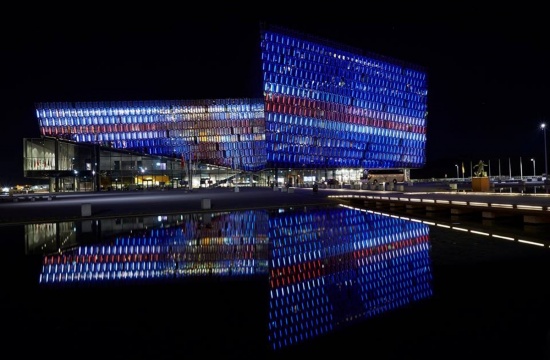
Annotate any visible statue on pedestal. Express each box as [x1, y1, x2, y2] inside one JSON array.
[[473, 160, 488, 177], [472, 160, 490, 192]]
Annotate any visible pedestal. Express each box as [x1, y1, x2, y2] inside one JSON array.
[[472, 177, 490, 192]]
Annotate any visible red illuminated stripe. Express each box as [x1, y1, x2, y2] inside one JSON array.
[[265, 94, 426, 135], [270, 235, 429, 287]]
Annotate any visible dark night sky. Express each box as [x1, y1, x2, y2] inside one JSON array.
[[2, 7, 550, 184]]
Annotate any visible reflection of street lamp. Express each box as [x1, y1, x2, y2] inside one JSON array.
[[73, 169, 78, 192], [542, 123, 548, 180], [531, 158, 536, 177], [455, 164, 459, 179]]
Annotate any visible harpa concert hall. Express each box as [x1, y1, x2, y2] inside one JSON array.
[[23, 24, 428, 192]]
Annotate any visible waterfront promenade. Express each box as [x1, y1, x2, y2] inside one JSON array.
[[1, 183, 550, 225], [0, 186, 337, 224], [331, 186, 550, 224]]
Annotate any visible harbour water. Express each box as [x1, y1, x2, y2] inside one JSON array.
[[3, 202, 550, 359]]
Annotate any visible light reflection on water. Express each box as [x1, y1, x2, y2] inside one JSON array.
[[27, 205, 433, 351], [13, 203, 550, 358]]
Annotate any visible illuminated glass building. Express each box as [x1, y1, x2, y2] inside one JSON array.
[[33, 98, 266, 171], [24, 25, 427, 191], [261, 25, 427, 172]]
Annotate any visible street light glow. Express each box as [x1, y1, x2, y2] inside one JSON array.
[[531, 158, 536, 177], [455, 164, 459, 179]]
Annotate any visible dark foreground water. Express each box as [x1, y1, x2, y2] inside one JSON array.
[[2, 204, 550, 359]]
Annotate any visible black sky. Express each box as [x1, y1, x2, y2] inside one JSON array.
[[2, 8, 550, 184]]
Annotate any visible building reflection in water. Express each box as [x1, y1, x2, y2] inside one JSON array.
[[26, 205, 433, 351], [267, 206, 432, 350], [32, 211, 271, 282]]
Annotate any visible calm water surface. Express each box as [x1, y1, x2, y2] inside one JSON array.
[[2, 204, 550, 359]]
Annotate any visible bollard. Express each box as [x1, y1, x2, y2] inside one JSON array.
[[201, 198, 211, 209], [81, 203, 92, 217]]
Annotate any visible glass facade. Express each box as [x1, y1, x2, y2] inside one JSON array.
[[24, 137, 244, 191], [27, 25, 428, 189], [35, 98, 267, 172], [261, 25, 427, 170], [24, 137, 98, 191]]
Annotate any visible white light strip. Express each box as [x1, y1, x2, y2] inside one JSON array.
[[491, 203, 513, 208], [410, 198, 422, 202], [451, 201, 468, 205], [517, 205, 543, 211], [493, 234, 515, 241], [422, 199, 435, 203], [518, 239, 545, 247], [398, 197, 410, 202], [390, 197, 400, 201], [337, 200, 549, 248], [436, 200, 450, 204], [469, 202, 487, 207]]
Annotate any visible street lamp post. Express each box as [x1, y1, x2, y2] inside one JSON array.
[[542, 123, 548, 181], [531, 158, 536, 177], [455, 164, 459, 179]]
